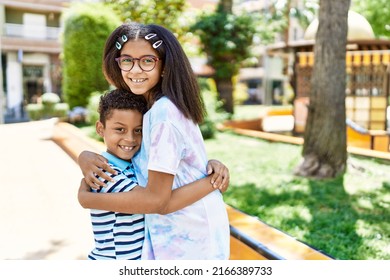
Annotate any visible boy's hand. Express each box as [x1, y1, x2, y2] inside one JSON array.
[[207, 159, 230, 193]]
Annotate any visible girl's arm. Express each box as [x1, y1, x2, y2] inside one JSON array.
[[161, 176, 217, 214], [78, 150, 229, 189], [78, 169, 227, 215]]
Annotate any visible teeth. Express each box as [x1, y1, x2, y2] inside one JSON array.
[[132, 78, 146, 83], [120, 145, 134, 151]]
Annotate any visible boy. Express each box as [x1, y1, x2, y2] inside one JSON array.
[[88, 89, 147, 260]]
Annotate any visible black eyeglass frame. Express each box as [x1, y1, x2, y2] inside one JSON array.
[[115, 55, 161, 72]]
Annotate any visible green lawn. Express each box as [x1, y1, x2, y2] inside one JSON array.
[[205, 130, 390, 260]]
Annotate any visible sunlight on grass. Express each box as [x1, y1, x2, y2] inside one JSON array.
[[355, 197, 374, 210], [355, 220, 390, 259], [269, 205, 313, 225]]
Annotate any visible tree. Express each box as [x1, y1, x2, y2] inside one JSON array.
[[104, 0, 189, 40], [295, 0, 351, 178], [191, 1, 256, 114], [62, 3, 120, 108], [352, 0, 390, 39]]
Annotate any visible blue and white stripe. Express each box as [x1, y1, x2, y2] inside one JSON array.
[[88, 154, 145, 260]]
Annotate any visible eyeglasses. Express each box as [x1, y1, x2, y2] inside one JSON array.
[[115, 55, 160, 72]]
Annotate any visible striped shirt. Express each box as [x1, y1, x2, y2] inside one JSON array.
[[88, 152, 145, 260]]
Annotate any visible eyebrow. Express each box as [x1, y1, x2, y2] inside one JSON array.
[[119, 54, 157, 57]]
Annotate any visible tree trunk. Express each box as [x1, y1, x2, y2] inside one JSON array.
[[220, 0, 233, 13], [215, 77, 234, 114], [295, 0, 350, 178]]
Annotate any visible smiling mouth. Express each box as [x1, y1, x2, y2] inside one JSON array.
[[120, 145, 135, 151], [131, 78, 146, 83]]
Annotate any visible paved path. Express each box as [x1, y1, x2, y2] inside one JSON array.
[[0, 119, 94, 260]]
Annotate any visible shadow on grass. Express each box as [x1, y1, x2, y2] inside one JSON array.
[[225, 175, 389, 260], [305, 177, 361, 260]]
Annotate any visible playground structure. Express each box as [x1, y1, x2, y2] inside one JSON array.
[[224, 105, 390, 153], [261, 11, 390, 152], [290, 45, 390, 135], [52, 121, 332, 260]]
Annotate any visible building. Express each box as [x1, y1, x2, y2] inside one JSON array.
[[235, 0, 306, 105], [0, 0, 69, 122]]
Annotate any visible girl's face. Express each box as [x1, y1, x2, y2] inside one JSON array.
[[119, 40, 162, 99], [96, 109, 143, 161]]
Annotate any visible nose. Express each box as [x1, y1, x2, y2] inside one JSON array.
[[130, 60, 143, 73], [124, 131, 136, 142]]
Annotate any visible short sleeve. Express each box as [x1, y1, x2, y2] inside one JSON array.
[[147, 121, 185, 175], [95, 164, 138, 193]]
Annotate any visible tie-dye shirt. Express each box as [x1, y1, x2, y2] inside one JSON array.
[[133, 96, 230, 260]]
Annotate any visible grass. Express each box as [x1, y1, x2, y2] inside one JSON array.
[[204, 130, 390, 260]]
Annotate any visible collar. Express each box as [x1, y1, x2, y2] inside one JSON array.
[[102, 151, 132, 171]]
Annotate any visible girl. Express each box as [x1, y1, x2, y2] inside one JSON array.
[[78, 22, 230, 259]]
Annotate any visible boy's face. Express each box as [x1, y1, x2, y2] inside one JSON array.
[[96, 109, 143, 161]]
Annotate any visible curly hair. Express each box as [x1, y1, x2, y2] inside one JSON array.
[[98, 89, 148, 125]]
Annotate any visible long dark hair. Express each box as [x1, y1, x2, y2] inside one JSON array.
[[103, 22, 205, 124]]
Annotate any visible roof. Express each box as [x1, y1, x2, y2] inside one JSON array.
[[267, 39, 390, 54], [304, 11, 375, 41]]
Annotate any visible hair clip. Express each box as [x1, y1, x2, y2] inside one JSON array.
[[121, 35, 128, 42], [115, 41, 122, 50], [152, 40, 163, 49], [145, 33, 157, 40]]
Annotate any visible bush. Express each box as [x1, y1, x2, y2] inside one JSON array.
[[86, 91, 103, 125], [26, 93, 70, 120], [26, 103, 44, 120], [53, 103, 70, 119], [62, 3, 120, 109], [199, 119, 216, 139], [41, 92, 61, 117], [199, 78, 230, 139], [41, 92, 61, 104]]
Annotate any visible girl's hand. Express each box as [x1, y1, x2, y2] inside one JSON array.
[[206, 159, 230, 193], [78, 150, 117, 188]]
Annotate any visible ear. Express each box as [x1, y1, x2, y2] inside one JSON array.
[[96, 121, 104, 137]]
